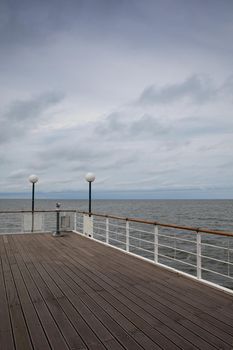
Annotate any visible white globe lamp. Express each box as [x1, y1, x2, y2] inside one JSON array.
[[85, 173, 95, 183], [29, 174, 39, 184]]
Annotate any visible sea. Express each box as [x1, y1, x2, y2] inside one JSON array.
[[0, 198, 233, 231], [0, 199, 233, 289]]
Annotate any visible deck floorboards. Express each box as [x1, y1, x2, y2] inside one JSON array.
[[0, 232, 233, 350]]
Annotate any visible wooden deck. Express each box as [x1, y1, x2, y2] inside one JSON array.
[[0, 233, 233, 350]]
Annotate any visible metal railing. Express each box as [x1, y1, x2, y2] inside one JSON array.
[[75, 211, 233, 291], [0, 210, 77, 234]]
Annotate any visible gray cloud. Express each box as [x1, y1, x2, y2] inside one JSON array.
[[2, 0, 232, 56], [0, 0, 78, 48], [138, 75, 219, 105], [7, 169, 31, 180], [175, 116, 233, 138], [38, 142, 111, 163], [219, 161, 233, 169], [0, 92, 64, 144], [95, 113, 169, 140], [0, 0, 140, 49]]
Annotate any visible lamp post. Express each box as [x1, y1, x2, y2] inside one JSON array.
[[85, 173, 95, 217], [28, 174, 39, 232]]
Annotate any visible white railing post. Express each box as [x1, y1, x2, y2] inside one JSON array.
[[74, 211, 77, 232], [154, 225, 158, 263], [126, 220, 129, 252], [106, 217, 109, 244], [197, 232, 202, 279]]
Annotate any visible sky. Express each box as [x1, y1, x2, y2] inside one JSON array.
[[0, 0, 233, 199]]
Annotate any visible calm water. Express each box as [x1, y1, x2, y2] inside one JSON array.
[[0, 199, 233, 231]]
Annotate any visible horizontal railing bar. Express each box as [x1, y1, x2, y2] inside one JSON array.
[[76, 211, 233, 237], [201, 254, 233, 266], [109, 230, 126, 236], [108, 230, 126, 238], [159, 243, 197, 256], [108, 237, 126, 245], [158, 242, 180, 251], [171, 247, 197, 256], [128, 235, 153, 244], [93, 222, 106, 227], [158, 253, 197, 268], [93, 232, 106, 239], [129, 228, 154, 235], [172, 236, 196, 244], [129, 243, 154, 254], [159, 233, 196, 244], [94, 227, 106, 233], [109, 223, 128, 230], [201, 267, 233, 280], [202, 242, 233, 252]]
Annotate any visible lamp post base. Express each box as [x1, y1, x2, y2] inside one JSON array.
[[52, 231, 64, 237]]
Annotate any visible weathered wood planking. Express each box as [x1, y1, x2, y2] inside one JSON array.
[[0, 232, 233, 350]]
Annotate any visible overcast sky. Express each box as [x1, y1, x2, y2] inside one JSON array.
[[0, 0, 233, 199]]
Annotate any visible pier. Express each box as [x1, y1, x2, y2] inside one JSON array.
[[1, 231, 233, 350]]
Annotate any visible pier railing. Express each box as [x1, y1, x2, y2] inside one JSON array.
[[0, 210, 77, 234], [1, 209, 233, 292], [75, 211, 233, 292]]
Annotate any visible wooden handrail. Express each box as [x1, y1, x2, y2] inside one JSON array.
[[0, 210, 76, 213], [77, 211, 233, 237]]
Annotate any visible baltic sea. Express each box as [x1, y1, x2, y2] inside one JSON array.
[[0, 199, 232, 231]]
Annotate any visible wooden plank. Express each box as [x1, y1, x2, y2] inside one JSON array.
[[0, 236, 33, 350], [0, 237, 15, 350]]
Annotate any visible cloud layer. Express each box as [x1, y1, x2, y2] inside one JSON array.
[[0, 0, 233, 198]]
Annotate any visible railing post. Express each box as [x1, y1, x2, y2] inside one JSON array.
[[74, 211, 77, 231], [197, 231, 202, 279], [126, 220, 129, 252], [106, 217, 109, 244], [82, 213, 85, 234], [154, 225, 158, 263]]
